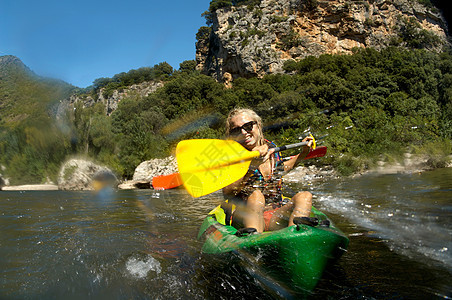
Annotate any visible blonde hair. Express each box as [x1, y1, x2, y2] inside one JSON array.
[[225, 108, 265, 146]]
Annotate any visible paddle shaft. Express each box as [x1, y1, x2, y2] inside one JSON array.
[[177, 138, 322, 197], [188, 140, 311, 173], [273, 141, 308, 153], [153, 146, 326, 190]]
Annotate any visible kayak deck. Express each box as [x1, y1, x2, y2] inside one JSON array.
[[197, 207, 349, 293]]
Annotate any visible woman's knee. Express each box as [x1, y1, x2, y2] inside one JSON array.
[[247, 190, 265, 209], [293, 191, 312, 206]]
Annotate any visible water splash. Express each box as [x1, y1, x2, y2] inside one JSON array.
[[315, 188, 452, 271], [125, 254, 161, 279]]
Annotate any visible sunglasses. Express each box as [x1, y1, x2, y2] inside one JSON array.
[[230, 121, 257, 136]]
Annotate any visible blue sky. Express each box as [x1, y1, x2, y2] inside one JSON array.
[[0, 0, 211, 88]]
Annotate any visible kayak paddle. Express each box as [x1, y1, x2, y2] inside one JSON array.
[[152, 146, 327, 190], [176, 139, 318, 197]]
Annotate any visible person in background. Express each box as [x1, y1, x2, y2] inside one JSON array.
[[222, 107, 314, 233]]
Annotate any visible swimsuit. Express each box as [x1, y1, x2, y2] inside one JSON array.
[[211, 141, 289, 228], [235, 140, 285, 205]]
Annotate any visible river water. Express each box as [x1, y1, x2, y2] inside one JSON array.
[[0, 168, 451, 299]]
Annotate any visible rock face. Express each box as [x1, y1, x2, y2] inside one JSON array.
[[58, 158, 118, 190], [197, 0, 449, 82], [0, 175, 5, 190], [132, 157, 178, 182], [56, 81, 164, 117]]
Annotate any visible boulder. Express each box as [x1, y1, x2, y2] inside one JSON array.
[[58, 158, 118, 190], [0, 167, 10, 190], [132, 156, 178, 182], [117, 180, 152, 190], [117, 157, 178, 190]]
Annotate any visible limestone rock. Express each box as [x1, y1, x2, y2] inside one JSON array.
[[284, 164, 337, 182], [197, 0, 449, 81], [58, 158, 118, 190], [55, 80, 164, 118], [132, 156, 178, 182], [0, 166, 10, 190], [97, 81, 164, 115], [0, 175, 5, 190]]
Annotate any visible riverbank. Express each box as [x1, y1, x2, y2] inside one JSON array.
[[2, 153, 450, 191], [284, 152, 452, 183], [1, 184, 59, 191]]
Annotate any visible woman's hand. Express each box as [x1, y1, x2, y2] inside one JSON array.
[[302, 136, 314, 150], [283, 136, 314, 172], [253, 144, 273, 161], [248, 144, 272, 170], [252, 144, 269, 157]]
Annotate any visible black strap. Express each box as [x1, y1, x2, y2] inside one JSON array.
[[235, 227, 257, 237]]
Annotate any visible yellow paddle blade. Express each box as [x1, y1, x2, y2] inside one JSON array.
[[176, 139, 259, 197]]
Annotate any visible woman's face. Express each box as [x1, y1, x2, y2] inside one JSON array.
[[229, 113, 259, 150]]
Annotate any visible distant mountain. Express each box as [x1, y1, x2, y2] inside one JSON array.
[[0, 55, 75, 127], [0, 55, 34, 77]]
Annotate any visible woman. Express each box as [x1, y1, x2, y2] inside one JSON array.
[[222, 108, 314, 233]]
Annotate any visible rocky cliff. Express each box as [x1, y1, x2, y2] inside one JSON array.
[[56, 80, 164, 117], [197, 0, 449, 83]]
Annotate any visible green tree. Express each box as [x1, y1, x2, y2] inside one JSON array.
[[179, 60, 197, 73]]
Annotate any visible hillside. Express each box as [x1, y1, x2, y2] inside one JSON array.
[[0, 55, 75, 127], [0, 56, 76, 184]]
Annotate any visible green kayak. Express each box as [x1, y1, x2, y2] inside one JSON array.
[[197, 207, 349, 293]]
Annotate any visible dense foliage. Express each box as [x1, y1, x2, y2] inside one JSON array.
[[0, 57, 75, 184], [1, 47, 451, 183]]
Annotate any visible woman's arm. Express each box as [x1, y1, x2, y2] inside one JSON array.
[[223, 143, 269, 195], [283, 136, 314, 172]]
